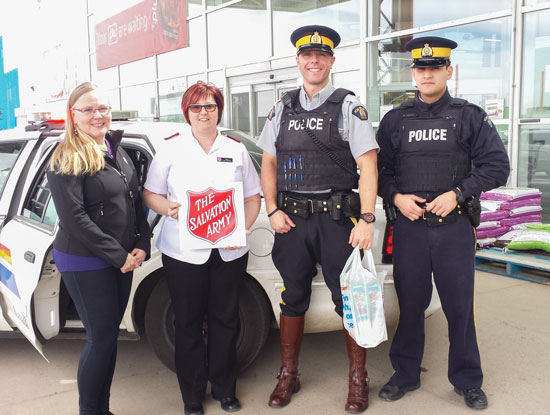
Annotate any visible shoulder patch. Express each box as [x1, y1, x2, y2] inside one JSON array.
[[352, 105, 368, 121], [483, 115, 494, 129], [267, 106, 276, 122]]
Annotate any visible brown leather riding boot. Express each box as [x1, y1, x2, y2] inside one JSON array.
[[268, 314, 305, 408], [343, 329, 369, 413]]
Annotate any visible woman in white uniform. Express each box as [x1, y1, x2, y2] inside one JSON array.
[[143, 82, 261, 415]]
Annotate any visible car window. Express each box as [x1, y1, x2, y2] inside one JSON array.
[[0, 141, 26, 198], [220, 130, 263, 175], [22, 170, 57, 228]]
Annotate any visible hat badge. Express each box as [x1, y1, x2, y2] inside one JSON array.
[[421, 43, 433, 57], [310, 31, 322, 44]]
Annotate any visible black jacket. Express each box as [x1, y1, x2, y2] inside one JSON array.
[[377, 90, 510, 204], [48, 130, 151, 269]]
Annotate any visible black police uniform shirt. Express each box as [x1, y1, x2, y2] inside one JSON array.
[[257, 83, 379, 192], [377, 89, 510, 203]]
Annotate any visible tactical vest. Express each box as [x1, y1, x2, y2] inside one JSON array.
[[275, 88, 358, 192], [394, 98, 470, 193]]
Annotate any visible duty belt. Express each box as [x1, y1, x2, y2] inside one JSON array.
[[277, 191, 360, 220], [421, 205, 464, 226]]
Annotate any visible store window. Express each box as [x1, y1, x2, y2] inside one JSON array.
[[91, 64, 119, 89], [120, 83, 157, 120], [272, 0, 360, 58], [187, 0, 203, 17], [159, 77, 186, 122], [520, 8, 550, 118], [371, 0, 511, 35], [517, 125, 550, 222], [207, 0, 269, 68], [254, 89, 273, 137], [88, 14, 96, 54], [207, 0, 234, 7], [333, 71, 361, 101], [120, 57, 156, 86], [369, 18, 511, 122], [157, 17, 206, 79], [106, 89, 121, 111], [232, 92, 251, 134]]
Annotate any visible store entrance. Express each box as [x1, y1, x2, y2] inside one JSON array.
[[229, 77, 298, 140]]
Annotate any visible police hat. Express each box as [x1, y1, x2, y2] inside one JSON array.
[[405, 36, 457, 68], [290, 25, 341, 56]]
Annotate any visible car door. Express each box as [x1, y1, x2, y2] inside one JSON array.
[[0, 135, 60, 356]]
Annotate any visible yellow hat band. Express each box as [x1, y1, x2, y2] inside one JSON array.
[[295, 34, 334, 52], [411, 46, 451, 59]]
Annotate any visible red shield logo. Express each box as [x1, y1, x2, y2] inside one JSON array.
[[186, 187, 237, 244]]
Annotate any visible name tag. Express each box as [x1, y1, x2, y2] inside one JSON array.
[[217, 157, 233, 163]]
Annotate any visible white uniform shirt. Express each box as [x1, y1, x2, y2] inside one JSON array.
[[144, 125, 262, 264], [257, 83, 379, 159]]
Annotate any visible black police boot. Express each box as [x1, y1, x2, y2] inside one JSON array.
[[378, 381, 420, 401], [184, 403, 204, 415], [454, 387, 488, 410], [218, 397, 241, 412]]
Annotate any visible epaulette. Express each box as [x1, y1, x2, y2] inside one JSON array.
[[451, 98, 467, 107], [164, 132, 180, 140], [225, 134, 241, 143]]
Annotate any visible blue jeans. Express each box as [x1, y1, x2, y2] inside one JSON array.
[[62, 267, 133, 415]]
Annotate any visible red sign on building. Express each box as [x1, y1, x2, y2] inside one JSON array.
[[95, 0, 187, 70]]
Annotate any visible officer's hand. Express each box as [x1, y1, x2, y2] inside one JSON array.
[[269, 210, 295, 234], [349, 219, 373, 250], [167, 201, 181, 219], [426, 191, 457, 217], [394, 193, 426, 221]]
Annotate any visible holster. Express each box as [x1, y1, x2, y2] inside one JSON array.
[[464, 195, 481, 227]]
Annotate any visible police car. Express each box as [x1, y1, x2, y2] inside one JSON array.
[[0, 119, 441, 372]]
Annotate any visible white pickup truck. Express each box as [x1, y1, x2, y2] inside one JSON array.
[[0, 120, 441, 371]]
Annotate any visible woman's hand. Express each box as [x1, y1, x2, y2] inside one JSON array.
[[166, 201, 181, 219], [131, 248, 147, 267], [120, 253, 139, 273]]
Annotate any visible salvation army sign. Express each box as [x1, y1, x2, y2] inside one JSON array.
[[180, 183, 246, 249], [95, 0, 188, 70]]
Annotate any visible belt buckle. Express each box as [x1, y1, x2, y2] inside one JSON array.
[[422, 211, 427, 221]]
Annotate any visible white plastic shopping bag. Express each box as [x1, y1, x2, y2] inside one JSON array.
[[340, 246, 388, 348]]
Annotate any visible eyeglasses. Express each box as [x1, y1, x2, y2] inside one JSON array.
[[188, 103, 217, 113], [73, 106, 112, 116]]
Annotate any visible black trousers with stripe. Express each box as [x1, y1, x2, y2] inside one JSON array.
[[163, 250, 246, 405], [272, 211, 355, 317], [388, 212, 483, 390]]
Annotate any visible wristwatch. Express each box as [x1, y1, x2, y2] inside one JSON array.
[[452, 187, 465, 204], [359, 213, 376, 223]]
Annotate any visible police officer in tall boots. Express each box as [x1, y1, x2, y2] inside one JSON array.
[[258, 25, 379, 413], [376, 36, 510, 410]]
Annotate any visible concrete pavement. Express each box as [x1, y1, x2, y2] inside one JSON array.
[[0, 270, 549, 415]]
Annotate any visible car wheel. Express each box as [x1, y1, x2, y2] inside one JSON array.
[[144, 274, 272, 373]]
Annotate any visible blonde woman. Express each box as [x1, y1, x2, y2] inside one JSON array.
[[47, 82, 151, 415]]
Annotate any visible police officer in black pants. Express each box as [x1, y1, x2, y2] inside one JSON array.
[[258, 25, 379, 413], [376, 37, 510, 410]]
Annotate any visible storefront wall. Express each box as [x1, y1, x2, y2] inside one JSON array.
[[84, 0, 550, 221]]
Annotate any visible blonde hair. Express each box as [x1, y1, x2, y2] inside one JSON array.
[[49, 82, 107, 175]]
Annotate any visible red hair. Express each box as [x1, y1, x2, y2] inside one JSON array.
[[181, 81, 224, 125]]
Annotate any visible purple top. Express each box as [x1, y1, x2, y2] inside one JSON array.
[[53, 139, 116, 272], [53, 248, 111, 272]]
